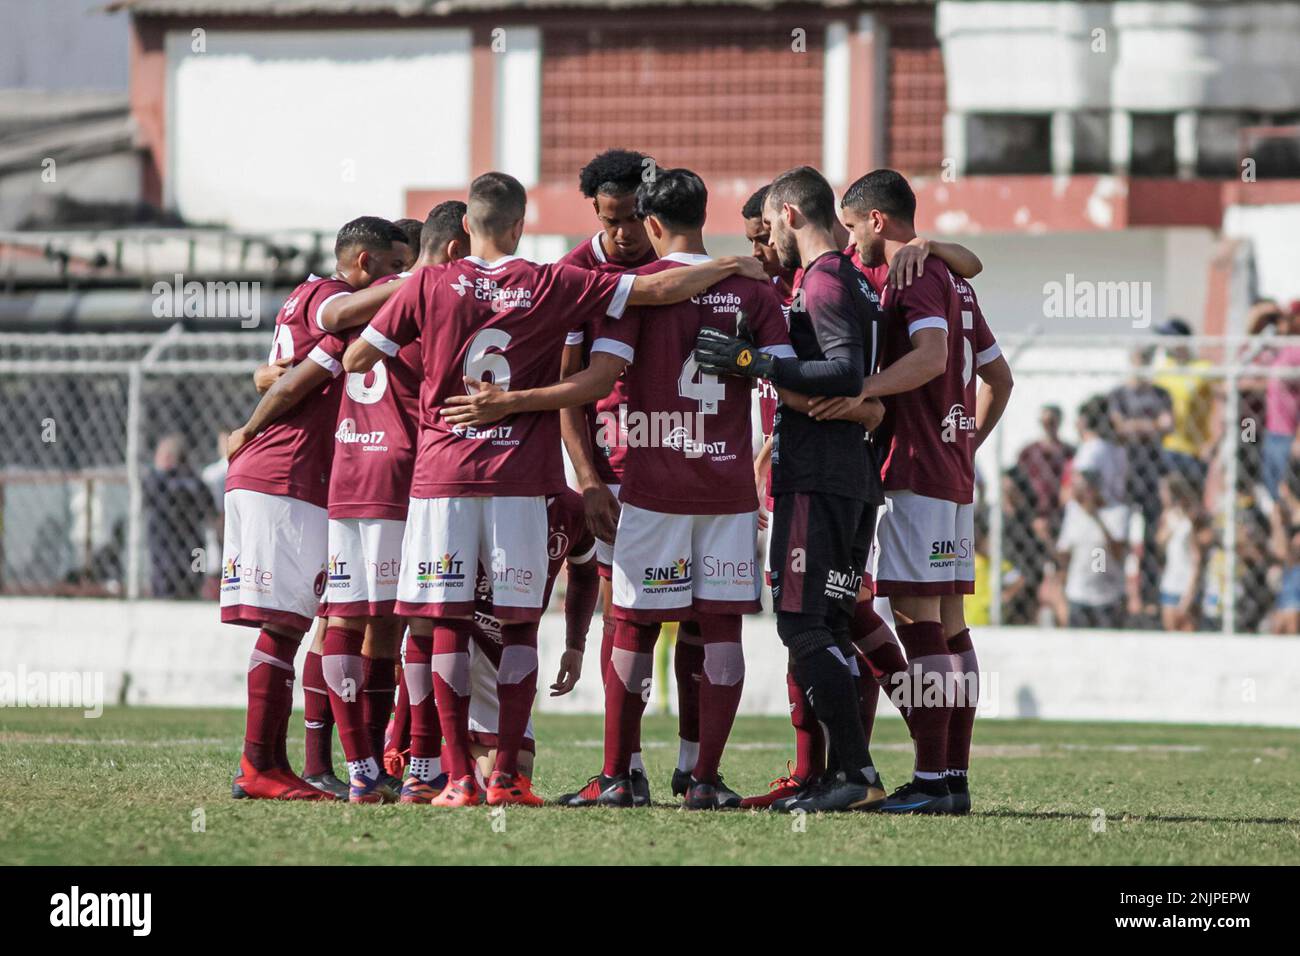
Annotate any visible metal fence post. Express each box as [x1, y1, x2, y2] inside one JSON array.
[[1222, 362, 1240, 635], [125, 362, 142, 600]]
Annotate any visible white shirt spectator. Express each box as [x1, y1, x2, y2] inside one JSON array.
[[1073, 437, 1128, 506], [1057, 500, 1129, 607]]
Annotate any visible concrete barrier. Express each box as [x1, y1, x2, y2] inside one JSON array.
[[1, 598, 1296, 727]]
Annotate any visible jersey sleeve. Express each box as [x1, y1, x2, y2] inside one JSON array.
[[746, 284, 796, 358], [552, 263, 636, 326], [802, 268, 865, 357], [361, 273, 425, 357], [312, 287, 352, 332], [589, 307, 641, 365], [972, 305, 1001, 368], [894, 262, 950, 338], [306, 331, 348, 378]]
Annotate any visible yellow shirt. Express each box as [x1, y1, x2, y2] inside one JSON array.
[[1154, 356, 1214, 457], [965, 553, 1019, 626]]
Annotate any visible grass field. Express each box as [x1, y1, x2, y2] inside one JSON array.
[[2, 707, 1298, 865]]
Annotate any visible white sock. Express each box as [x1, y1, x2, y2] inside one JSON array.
[[409, 755, 442, 782], [677, 739, 700, 772], [347, 756, 379, 781], [915, 770, 945, 781], [629, 751, 645, 773]]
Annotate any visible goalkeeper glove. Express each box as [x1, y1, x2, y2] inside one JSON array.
[[694, 314, 776, 380]]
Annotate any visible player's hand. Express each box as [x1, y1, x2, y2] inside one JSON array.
[[805, 392, 865, 421], [226, 426, 251, 461], [730, 255, 769, 282], [582, 481, 620, 544], [694, 323, 774, 380], [757, 506, 769, 532], [440, 377, 513, 426], [550, 649, 583, 696], [253, 357, 291, 394], [888, 238, 931, 289]]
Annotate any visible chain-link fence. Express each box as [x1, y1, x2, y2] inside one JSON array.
[[0, 329, 264, 600], [3, 329, 1298, 635], [979, 333, 1300, 636]]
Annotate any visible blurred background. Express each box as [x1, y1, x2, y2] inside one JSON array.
[[2, 0, 1299, 651]]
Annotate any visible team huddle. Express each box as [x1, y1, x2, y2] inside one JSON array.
[[219, 149, 1014, 814]]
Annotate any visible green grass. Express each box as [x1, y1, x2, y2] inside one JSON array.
[[2, 708, 1297, 865]]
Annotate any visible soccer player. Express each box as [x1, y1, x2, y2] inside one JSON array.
[[465, 489, 600, 791], [833, 169, 1013, 814], [226, 203, 470, 803], [343, 171, 768, 808], [555, 149, 672, 805], [694, 165, 888, 813], [442, 168, 790, 809], [222, 216, 409, 801]]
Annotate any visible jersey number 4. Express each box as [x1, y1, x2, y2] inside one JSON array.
[[678, 354, 725, 416]]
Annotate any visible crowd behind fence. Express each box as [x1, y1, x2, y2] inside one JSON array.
[[1, 328, 1297, 637]]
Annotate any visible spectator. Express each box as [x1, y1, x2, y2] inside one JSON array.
[[1152, 318, 1217, 489], [1268, 462, 1300, 634], [1260, 301, 1300, 501], [1016, 403, 1074, 539], [1202, 508, 1274, 634], [1156, 472, 1209, 632], [966, 509, 1025, 627], [1108, 348, 1174, 619], [1056, 469, 1129, 629], [1001, 465, 1050, 625], [1071, 395, 1126, 507], [142, 433, 214, 599]]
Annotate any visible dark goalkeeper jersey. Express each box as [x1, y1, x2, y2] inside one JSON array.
[[771, 250, 884, 504]]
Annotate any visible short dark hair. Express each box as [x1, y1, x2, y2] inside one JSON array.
[[841, 168, 917, 224], [467, 172, 526, 235], [635, 167, 707, 230], [392, 217, 424, 251], [334, 215, 405, 259], [579, 148, 650, 199], [1078, 394, 1110, 435], [421, 200, 468, 256], [742, 185, 770, 221], [766, 166, 837, 232]]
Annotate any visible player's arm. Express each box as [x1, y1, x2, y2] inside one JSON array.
[[625, 255, 767, 306], [317, 278, 407, 333], [558, 340, 620, 543], [228, 356, 334, 459], [552, 555, 600, 697], [440, 352, 627, 427], [888, 237, 983, 288], [973, 354, 1014, 450]]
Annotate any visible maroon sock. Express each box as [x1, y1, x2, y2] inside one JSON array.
[[431, 621, 475, 781], [321, 627, 368, 763], [946, 628, 979, 774], [244, 629, 299, 773], [602, 620, 658, 778], [896, 621, 955, 776], [673, 622, 704, 749], [786, 667, 825, 781], [363, 654, 397, 762], [495, 622, 540, 777], [403, 632, 441, 766], [854, 654, 880, 749], [692, 614, 743, 784], [851, 600, 911, 725], [301, 648, 335, 776], [389, 668, 411, 754]]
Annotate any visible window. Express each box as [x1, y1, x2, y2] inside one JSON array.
[[965, 114, 1051, 174]]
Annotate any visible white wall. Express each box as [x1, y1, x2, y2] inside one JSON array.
[[1223, 203, 1300, 309], [166, 29, 473, 231], [2, 599, 1297, 727]]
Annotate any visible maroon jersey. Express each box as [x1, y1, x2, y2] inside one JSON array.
[[593, 253, 792, 516], [226, 274, 352, 507], [311, 286, 423, 520], [559, 233, 657, 486], [471, 489, 597, 644], [363, 256, 634, 498], [870, 260, 1000, 504]]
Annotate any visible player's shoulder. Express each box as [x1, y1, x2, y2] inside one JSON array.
[[559, 233, 602, 269]]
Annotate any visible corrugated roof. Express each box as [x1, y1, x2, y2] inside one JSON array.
[[104, 0, 924, 16]]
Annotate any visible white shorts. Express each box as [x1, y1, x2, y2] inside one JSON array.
[[869, 490, 975, 597], [395, 496, 549, 621], [596, 482, 621, 573], [319, 517, 405, 617], [467, 638, 536, 747], [220, 489, 327, 632], [611, 503, 761, 622]]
